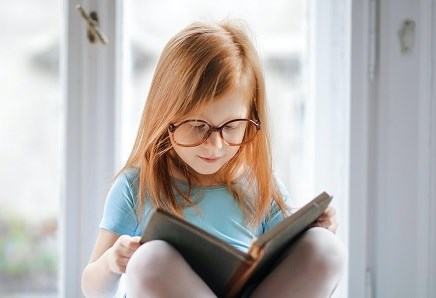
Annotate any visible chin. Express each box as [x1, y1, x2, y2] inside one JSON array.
[[189, 161, 226, 175], [193, 167, 222, 176]]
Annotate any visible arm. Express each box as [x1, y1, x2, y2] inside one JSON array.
[[81, 229, 141, 297]]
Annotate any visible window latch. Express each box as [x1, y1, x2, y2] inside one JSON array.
[[76, 4, 109, 45], [398, 19, 415, 54]]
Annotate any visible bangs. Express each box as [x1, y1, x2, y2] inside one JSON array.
[[174, 63, 256, 122], [176, 87, 256, 124], [167, 24, 257, 121]]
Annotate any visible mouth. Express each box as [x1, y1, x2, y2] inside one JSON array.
[[199, 156, 221, 163]]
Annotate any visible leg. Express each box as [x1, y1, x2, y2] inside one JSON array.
[[250, 227, 347, 298], [125, 240, 216, 298]]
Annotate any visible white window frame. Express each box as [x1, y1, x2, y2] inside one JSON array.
[[314, 0, 436, 297], [416, 1, 436, 297], [307, 1, 351, 297], [376, 0, 434, 296], [431, 2, 436, 295], [61, 1, 121, 297], [348, 0, 372, 296], [349, 0, 436, 297]]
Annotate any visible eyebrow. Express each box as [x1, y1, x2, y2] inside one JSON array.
[[182, 115, 250, 125]]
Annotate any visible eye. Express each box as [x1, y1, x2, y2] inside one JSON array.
[[223, 122, 241, 130], [189, 122, 208, 131]]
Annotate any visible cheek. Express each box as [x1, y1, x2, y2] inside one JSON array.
[[170, 138, 188, 158], [172, 146, 194, 162], [226, 147, 240, 160]]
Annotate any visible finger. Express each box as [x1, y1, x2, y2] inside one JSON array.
[[318, 212, 337, 225], [117, 256, 129, 267], [318, 206, 337, 221], [329, 221, 338, 233], [312, 217, 333, 230], [310, 220, 327, 229], [126, 236, 142, 250], [326, 206, 337, 219], [114, 257, 130, 274], [324, 216, 338, 233], [131, 236, 142, 242], [114, 242, 138, 259], [130, 236, 142, 246], [319, 220, 332, 229], [108, 249, 130, 274], [119, 235, 142, 251]]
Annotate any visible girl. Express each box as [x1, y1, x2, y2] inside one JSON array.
[[82, 20, 346, 298]]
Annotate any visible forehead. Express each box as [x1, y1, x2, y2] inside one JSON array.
[[193, 89, 250, 122]]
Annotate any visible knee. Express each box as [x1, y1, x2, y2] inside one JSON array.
[[296, 227, 347, 277], [126, 240, 180, 285]]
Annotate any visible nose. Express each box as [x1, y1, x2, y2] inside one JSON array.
[[204, 131, 223, 149]]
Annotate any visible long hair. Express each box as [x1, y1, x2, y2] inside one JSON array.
[[119, 20, 288, 226]]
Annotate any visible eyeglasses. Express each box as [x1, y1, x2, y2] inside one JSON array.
[[168, 118, 260, 147]]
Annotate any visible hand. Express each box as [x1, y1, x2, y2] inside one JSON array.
[[311, 205, 338, 234], [107, 235, 141, 274]]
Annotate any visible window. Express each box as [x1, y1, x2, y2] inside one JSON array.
[[0, 0, 60, 296]]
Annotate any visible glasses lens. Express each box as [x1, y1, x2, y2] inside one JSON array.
[[172, 119, 259, 146], [222, 120, 258, 145], [172, 120, 210, 146]]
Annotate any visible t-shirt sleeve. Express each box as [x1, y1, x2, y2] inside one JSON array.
[[99, 173, 139, 236], [261, 173, 293, 233]]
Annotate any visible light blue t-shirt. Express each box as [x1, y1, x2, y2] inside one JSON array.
[[100, 168, 292, 252]]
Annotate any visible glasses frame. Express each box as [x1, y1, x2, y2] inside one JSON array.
[[168, 118, 261, 147]]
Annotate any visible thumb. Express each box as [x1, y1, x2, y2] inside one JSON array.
[[131, 236, 142, 243], [130, 236, 142, 248]]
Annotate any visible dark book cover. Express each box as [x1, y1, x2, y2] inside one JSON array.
[[140, 192, 332, 297]]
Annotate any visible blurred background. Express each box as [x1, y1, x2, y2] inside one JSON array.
[[0, 1, 60, 295]]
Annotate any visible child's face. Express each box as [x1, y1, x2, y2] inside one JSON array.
[[170, 89, 250, 177]]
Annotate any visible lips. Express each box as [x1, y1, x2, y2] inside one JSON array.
[[199, 156, 221, 163]]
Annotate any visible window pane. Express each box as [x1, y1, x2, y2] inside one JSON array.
[[0, 0, 60, 296], [121, 0, 310, 201]]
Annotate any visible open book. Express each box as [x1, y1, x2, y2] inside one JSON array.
[[140, 192, 332, 297]]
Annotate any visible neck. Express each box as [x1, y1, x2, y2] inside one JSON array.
[[168, 157, 224, 187], [171, 168, 224, 187]]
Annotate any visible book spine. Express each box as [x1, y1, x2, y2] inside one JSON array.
[[223, 248, 264, 298]]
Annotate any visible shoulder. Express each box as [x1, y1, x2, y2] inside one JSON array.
[[108, 167, 140, 205], [120, 167, 140, 185], [101, 167, 146, 235], [114, 167, 140, 190]]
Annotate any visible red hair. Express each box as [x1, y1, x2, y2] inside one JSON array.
[[118, 20, 288, 226]]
